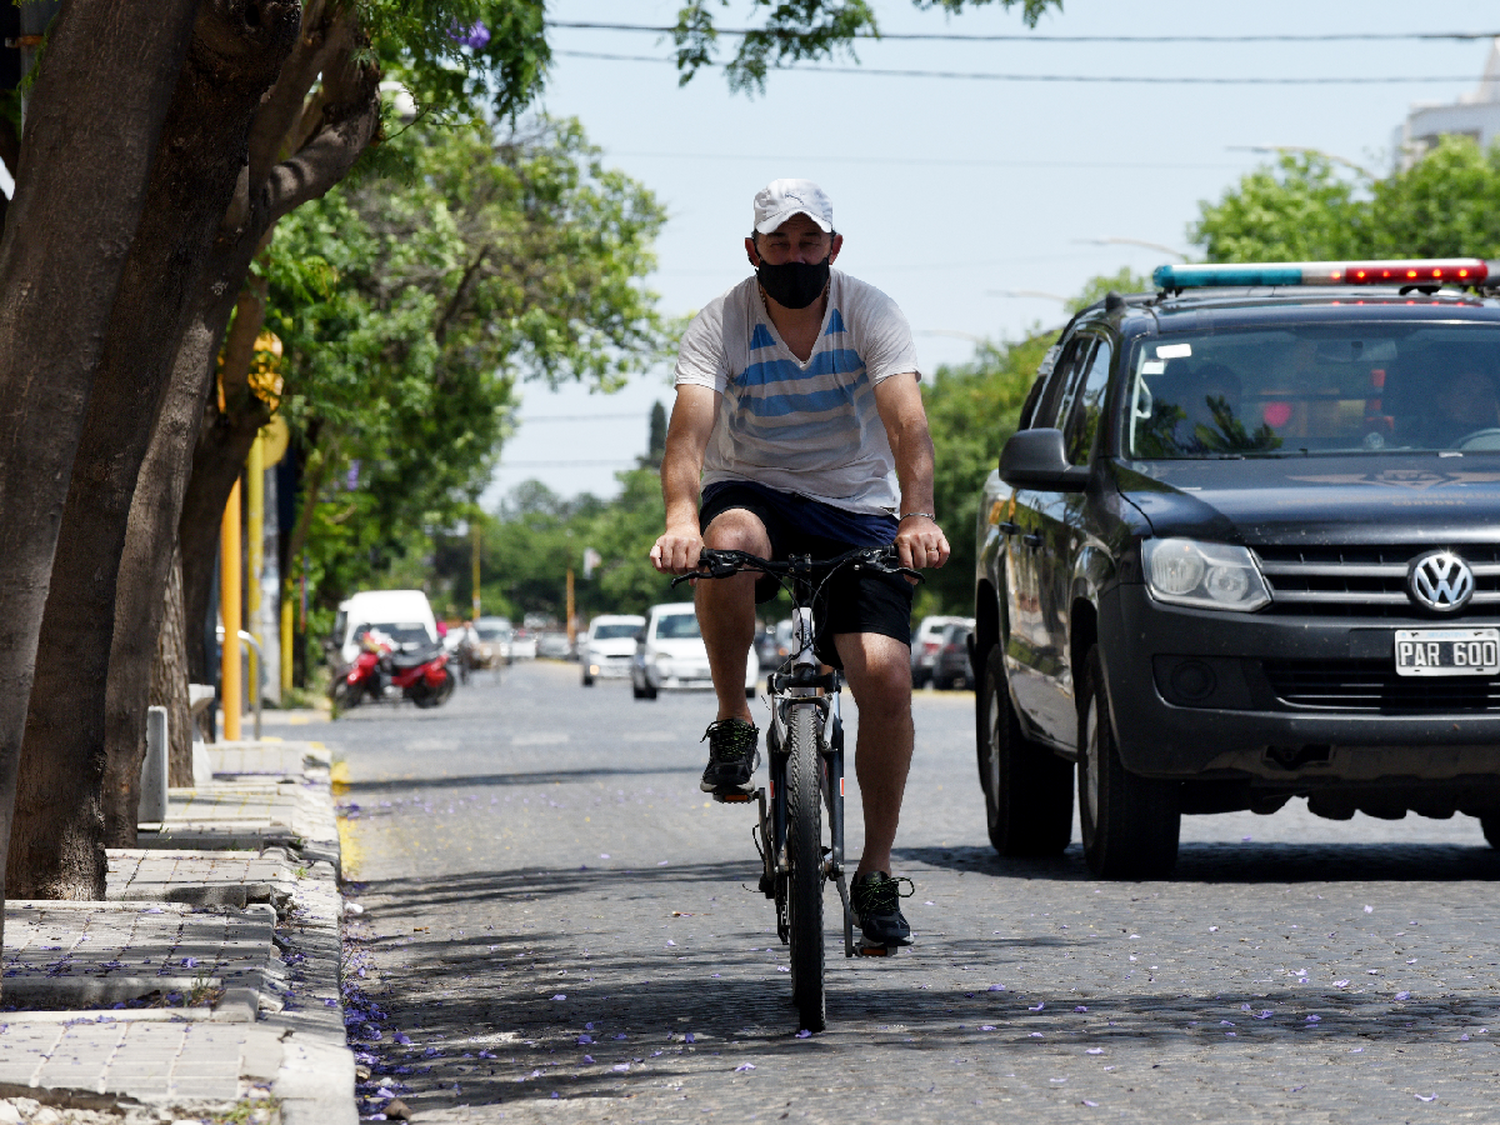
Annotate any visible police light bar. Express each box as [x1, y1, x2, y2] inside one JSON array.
[[1153, 259, 1498, 290]]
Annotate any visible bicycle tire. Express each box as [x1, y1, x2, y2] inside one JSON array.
[[785, 704, 826, 1032]]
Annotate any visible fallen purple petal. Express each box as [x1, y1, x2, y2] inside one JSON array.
[[736, 1063, 756, 1072], [1396, 991, 1411, 1001], [796, 1029, 812, 1039]]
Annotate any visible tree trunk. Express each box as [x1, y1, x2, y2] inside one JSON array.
[[101, 542, 190, 848], [0, 0, 201, 933], [153, 550, 194, 788], [8, 0, 301, 899], [102, 322, 223, 847]]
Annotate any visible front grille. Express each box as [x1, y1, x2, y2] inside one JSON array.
[[1254, 545, 1500, 615], [1263, 658, 1500, 712]]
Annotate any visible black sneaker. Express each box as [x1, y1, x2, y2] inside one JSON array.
[[699, 718, 760, 794], [850, 871, 915, 947]]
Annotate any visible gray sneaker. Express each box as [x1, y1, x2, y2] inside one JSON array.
[[699, 718, 760, 793], [850, 871, 915, 947]]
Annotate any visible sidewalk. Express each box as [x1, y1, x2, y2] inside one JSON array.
[[0, 739, 354, 1125]]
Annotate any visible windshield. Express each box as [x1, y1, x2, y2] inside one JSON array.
[[475, 624, 509, 640], [592, 623, 639, 640], [654, 614, 701, 640], [1124, 325, 1500, 459], [366, 622, 432, 646]]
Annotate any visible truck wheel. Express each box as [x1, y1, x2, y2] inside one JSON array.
[[1078, 646, 1180, 878], [977, 647, 1073, 856], [1481, 814, 1500, 849]]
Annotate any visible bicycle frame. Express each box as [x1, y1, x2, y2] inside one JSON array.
[[759, 601, 865, 958]]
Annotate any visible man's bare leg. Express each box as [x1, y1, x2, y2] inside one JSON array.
[[834, 631, 915, 878], [696, 509, 772, 723]]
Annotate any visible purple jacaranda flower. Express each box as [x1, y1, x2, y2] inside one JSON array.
[[450, 21, 490, 48]]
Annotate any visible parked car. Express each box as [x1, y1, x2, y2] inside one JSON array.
[[632, 602, 758, 700], [930, 621, 975, 690], [911, 615, 973, 687], [470, 616, 513, 669], [581, 614, 646, 686], [974, 258, 1500, 879], [508, 627, 538, 661]]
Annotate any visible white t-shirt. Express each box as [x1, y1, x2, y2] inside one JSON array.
[[674, 270, 921, 516]]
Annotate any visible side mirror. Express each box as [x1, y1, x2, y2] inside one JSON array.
[[999, 428, 1090, 492]]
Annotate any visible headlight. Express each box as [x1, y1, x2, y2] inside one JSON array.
[[1142, 538, 1270, 612]]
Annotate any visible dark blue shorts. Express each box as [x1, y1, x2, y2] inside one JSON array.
[[699, 481, 913, 668]]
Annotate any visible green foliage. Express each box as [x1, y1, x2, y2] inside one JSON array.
[[428, 468, 669, 623], [1191, 138, 1500, 263], [672, 0, 1063, 93], [366, 0, 551, 121], [265, 114, 668, 618], [1190, 151, 1370, 263]]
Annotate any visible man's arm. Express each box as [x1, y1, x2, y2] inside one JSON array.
[[874, 372, 950, 571], [650, 383, 721, 574]]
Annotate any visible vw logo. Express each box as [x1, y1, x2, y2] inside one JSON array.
[[1407, 550, 1475, 613]]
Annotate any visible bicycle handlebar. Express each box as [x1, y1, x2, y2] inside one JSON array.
[[670, 545, 924, 589]]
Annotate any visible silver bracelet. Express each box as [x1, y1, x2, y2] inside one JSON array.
[[899, 512, 936, 521]]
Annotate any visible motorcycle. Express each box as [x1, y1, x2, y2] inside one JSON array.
[[330, 629, 456, 712]]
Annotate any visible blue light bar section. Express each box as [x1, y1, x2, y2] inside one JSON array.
[[1153, 264, 1304, 288]]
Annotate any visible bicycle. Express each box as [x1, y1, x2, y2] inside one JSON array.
[[673, 545, 922, 1032]]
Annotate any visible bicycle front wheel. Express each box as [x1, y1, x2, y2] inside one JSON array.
[[785, 703, 826, 1032]]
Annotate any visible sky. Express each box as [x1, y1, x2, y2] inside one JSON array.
[[485, 0, 1500, 506]]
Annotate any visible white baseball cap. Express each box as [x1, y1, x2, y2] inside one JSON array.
[[752, 179, 834, 235]]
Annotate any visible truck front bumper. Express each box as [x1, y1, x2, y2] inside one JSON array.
[[1099, 584, 1500, 785]]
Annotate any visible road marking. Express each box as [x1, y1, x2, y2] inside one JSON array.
[[511, 732, 570, 746]]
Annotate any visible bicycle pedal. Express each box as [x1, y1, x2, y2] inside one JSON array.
[[854, 939, 897, 958], [712, 790, 754, 803]]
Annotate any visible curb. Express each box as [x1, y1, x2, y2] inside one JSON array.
[[0, 739, 355, 1124]]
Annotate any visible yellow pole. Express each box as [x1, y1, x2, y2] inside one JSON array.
[[566, 568, 576, 646], [472, 521, 481, 619], [281, 593, 294, 696], [246, 433, 264, 711], [221, 476, 243, 742]]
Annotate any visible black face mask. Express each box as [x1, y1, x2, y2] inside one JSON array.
[[757, 256, 830, 310]]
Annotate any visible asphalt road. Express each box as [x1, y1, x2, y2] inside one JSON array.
[[324, 659, 1500, 1124]]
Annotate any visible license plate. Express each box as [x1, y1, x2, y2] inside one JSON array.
[[1394, 628, 1500, 677]]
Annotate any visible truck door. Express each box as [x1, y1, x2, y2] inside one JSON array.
[[1004, 335, 1096, 739], [1029, 334, 1114, 741]]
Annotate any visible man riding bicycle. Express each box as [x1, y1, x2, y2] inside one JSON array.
[[650, 179, 950, 948]]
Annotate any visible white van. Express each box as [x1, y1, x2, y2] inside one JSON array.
[[334, 590, 439, 664]]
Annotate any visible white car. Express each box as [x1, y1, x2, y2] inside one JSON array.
[[580, 614, 645, 685], [631, 602, 758, 700], [910, 614, 974, 687]]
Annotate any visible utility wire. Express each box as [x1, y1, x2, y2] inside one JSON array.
[[546, 20, 1500, 44], [555, 50, 1474, 84]]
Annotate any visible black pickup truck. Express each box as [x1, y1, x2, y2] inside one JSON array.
[[973, 260, 1500, 877]]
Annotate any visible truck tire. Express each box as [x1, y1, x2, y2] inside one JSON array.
[[1077, 645, 1180, 879], [976, 647, 1073, 856], [1481, 814, 1500, 850]]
